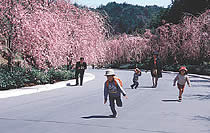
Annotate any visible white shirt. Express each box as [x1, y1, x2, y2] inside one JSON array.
[[174, 74, 190, 85]]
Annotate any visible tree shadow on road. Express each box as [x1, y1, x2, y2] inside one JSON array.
[[81, 115, 114, 119], [193, 115, 210, 122], [190, 94, 210, 100], [191, 84, 210, 88], [190, 79, 210, 88], [190, 80, 210, 83]]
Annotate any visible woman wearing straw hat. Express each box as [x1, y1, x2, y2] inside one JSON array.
[[104, 69, 128, 118], [173, 66, 191, 102]]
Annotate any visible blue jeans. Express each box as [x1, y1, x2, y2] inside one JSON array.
[[109, 96, 122, 115], [131, 81, 139, 89]]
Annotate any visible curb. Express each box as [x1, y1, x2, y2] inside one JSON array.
[[0, 73, 95, 99]]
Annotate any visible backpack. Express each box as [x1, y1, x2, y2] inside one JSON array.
[[106, 76, 123, 88]]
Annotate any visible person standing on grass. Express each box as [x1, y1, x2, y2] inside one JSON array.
[[75, 57, 87, 86], [104, 69, 128, 118], [173, 66, 191, 102]]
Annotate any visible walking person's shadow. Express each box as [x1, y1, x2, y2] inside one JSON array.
[[162, 99, 180, 102], [139, 86, 154, 88], [81, 115, 114, 119], [125, 86, 154, 90]]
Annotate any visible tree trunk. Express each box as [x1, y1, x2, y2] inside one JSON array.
[[7, 36, 13, 71]]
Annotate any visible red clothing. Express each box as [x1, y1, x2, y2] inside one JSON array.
[[154, 57, 157, 65]]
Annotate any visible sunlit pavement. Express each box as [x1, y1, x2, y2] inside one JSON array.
[[0, 69, 209, 133]]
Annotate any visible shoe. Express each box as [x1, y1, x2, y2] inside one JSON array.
[[109, 114, 117, 118], [114, 114, 118, 118], [130, 85, 133, 89], [154, 84, 157, 88], [178, 96, 182, 102], [75, 83, 79, 86]]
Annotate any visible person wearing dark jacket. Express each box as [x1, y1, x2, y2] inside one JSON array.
[[75, 57, 87, 86], [130, 68, 141, 89], [148, 51, 163, 88]]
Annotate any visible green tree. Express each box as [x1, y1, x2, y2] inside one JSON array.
[[97, 2, 166, 34], [164, 0, 210, 24]]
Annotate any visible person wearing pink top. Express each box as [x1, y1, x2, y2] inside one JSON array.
[[173, 66, 191, 102]]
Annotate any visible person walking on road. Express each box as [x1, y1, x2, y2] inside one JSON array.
[[148, 51, 163, 88], [173, 66, 191, 102], [75, 57, 87, 86], [104, 69, 128, 118], [130, 68, 141, 89]]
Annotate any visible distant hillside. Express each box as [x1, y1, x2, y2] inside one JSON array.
[[96, 2, 166, 34], [164, 0, 210, 24]]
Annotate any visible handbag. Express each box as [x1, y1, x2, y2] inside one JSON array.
[[152, 69, 157, 76]]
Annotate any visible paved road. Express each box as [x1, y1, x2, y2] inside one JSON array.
[[0, 69, 210, 133]]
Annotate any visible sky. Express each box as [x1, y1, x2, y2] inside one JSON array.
[[71, 0, 172, 8]]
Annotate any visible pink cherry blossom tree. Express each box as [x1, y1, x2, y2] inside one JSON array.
[[1, 0, 209, 69], [149, 9, 210, 65], [1, 0, 109, 69], [0, 0, 22, 69], [104, 33, 150, 65]]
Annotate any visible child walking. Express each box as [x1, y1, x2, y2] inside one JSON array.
[[104, 69, 128, 118], [130, 68, 141, 89], [173, 66, 191, 102]]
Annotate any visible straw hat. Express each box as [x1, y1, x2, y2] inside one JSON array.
[[104, 69, 115, 76]]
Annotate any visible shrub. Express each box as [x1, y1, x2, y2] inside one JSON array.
[[0, 65, 26, 89], [0, 65, 75, 90]]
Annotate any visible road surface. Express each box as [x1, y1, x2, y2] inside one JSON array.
[[0, 69, 209, 133]]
